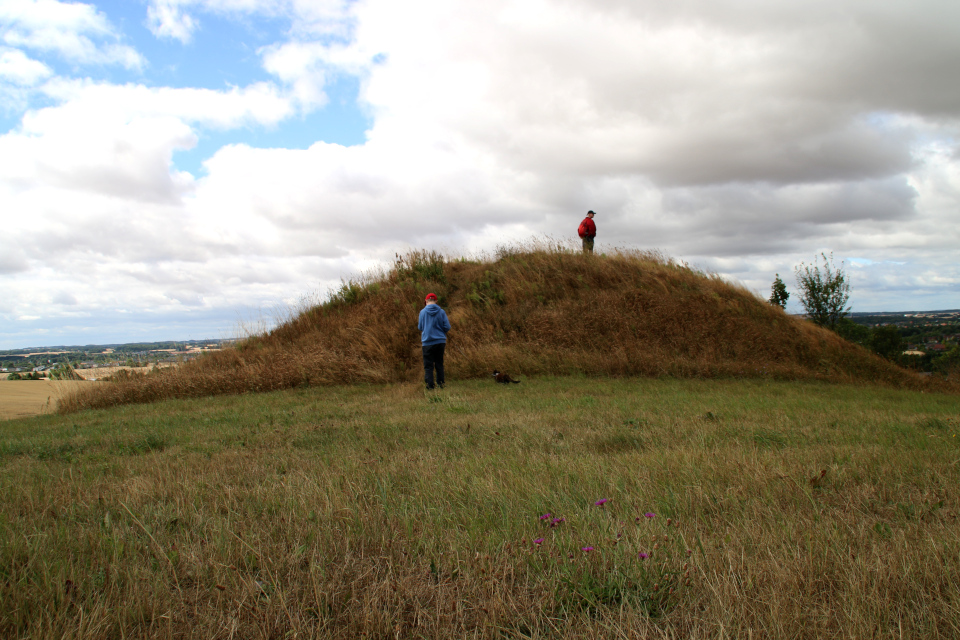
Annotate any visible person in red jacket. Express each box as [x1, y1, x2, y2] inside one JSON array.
[[578, 210, 597, 253]]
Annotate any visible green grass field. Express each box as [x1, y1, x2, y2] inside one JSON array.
[[2, 377, 959, 638]]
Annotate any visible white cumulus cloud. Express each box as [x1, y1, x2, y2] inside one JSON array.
[[0, 79, 298, 206], [0, 47, 51, 85], [0, 0, 143, 68], [2, 0, 960, 348], [146, 0, 199, 43]]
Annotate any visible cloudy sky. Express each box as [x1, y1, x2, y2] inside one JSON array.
[[1, 0, 958, 349]]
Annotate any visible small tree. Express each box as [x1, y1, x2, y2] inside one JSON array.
[[836, 317, 869, 345], [49, 364, 82, 381], [794, 252, 850, 330], [768, 274, 789, 310], [868, 325, 904, 361], [932, 346, 960, 378]]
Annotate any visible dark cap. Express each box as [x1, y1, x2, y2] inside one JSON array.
[[587, 210, 596, 215]]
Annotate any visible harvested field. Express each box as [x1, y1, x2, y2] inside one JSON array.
[[72, 364, 175, 380], [0, 380, 98, 421]]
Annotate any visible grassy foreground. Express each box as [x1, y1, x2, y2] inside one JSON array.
[[3, 377, 960, 638]]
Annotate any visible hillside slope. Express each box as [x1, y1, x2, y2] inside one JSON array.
[[59, 245, 945, 411]]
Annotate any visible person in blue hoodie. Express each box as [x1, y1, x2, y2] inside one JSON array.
[[418, 293, 451, 389]]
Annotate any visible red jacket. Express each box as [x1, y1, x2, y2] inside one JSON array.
[[578, 217, 596, 238]]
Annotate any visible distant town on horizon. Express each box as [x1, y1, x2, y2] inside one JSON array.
[[2, 309, 958, 361]]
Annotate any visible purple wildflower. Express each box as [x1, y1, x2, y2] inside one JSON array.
[[581, 546, 594, 552], [594, 498, 608, 506], [644, 512, 656, 518], [638, 552, 649, 559], [550, 517, 565, 527], [533, 538, 545, 545], [539, 513, 552, 520]]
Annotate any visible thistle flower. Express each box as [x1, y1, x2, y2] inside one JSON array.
[[539, 513, 552, 520], [533, 538, 545, 545], [581, 546, 594, 553], [644, 512, 656, 518], [638, 552, 649, 559], [594, 498, 608, 506]]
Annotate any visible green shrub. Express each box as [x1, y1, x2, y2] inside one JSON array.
[[794, 252, 850, 330]]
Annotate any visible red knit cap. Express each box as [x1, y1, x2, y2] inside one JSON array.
[[425, 293, 438, 302]]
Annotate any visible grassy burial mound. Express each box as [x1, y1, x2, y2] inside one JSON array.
[[59, 245, 938, 412]]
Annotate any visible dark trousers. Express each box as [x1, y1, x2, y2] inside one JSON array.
[[422, 343, 445, 389]]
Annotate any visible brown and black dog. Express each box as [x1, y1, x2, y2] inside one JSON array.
[[492, 370, 521, 384]]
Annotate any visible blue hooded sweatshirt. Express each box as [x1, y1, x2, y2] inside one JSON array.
[[418, 303, 451, 346]]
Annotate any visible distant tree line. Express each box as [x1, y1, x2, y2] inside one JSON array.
[[7, 372, 44, 380], [769, 253, 958, 377]]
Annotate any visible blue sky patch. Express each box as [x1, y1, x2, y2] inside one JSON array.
[[172, 74, 370, 176], [2, 1, 370, 173]]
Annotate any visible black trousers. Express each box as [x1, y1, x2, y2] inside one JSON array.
[[422, 343, 445, 389]]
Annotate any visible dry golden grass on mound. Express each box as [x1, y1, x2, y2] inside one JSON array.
[[58, 242, 949, 413]]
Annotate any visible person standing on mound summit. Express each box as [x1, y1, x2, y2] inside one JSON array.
[[418, 293, 450, 390], [578, 210, 597, 253]]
